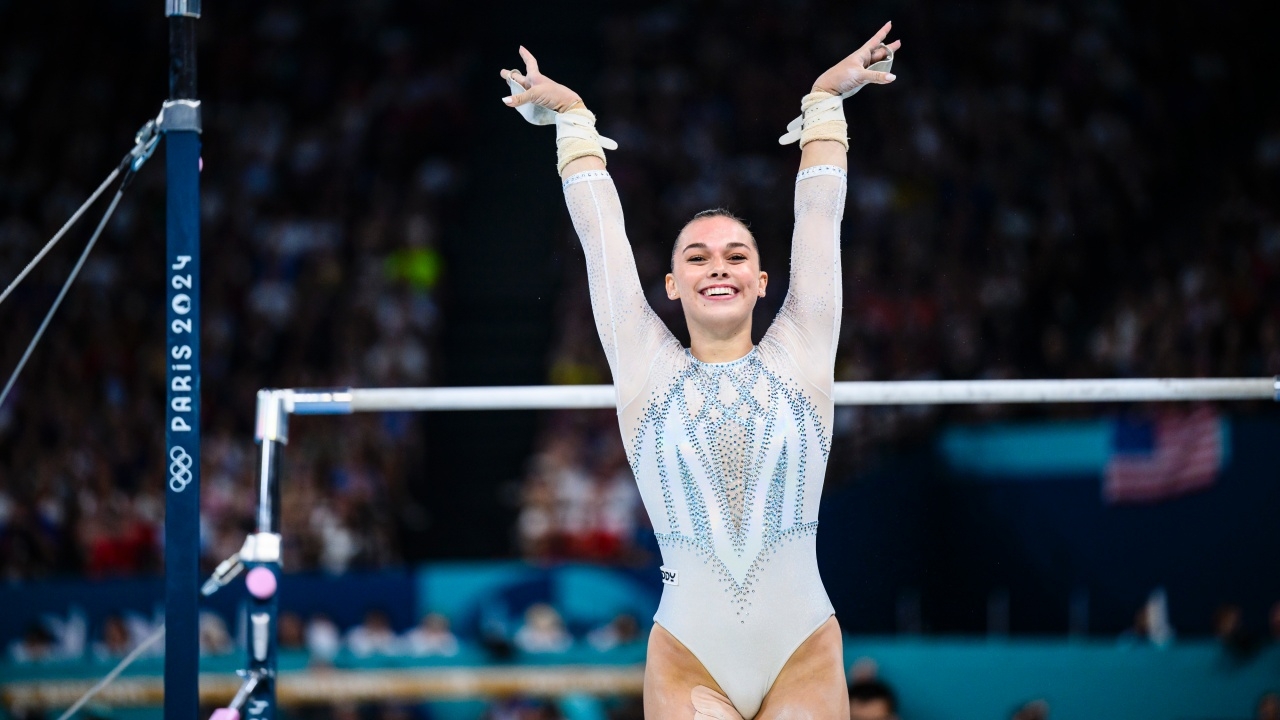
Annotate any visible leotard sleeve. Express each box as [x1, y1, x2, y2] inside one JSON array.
[[762, 165, 848, 395], [562, 170, 675, 409]]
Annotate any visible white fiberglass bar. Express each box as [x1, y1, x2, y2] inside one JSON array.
[[315, 377, 1280, 414], [831, 377, 1278, 405], [349, 385, 615, 412]]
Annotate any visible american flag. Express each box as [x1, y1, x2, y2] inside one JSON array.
[[1103, 406, 1226, 504]]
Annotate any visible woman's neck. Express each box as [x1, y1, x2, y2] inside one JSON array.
[[688, 328, 755, 364]]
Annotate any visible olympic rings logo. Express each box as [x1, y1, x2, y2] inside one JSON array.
[[169, 445, 195, 492]]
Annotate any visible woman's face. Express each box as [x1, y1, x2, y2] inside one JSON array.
[[665, 216, 768, 337]]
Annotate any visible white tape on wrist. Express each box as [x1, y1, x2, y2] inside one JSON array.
[[778, 45, 894, 145], [556, 111, 618, 150]]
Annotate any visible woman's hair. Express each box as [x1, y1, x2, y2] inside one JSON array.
[[671, 207, 757, 269]]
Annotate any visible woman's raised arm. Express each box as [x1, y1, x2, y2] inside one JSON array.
[[501, 48, 672, 409], [769, 25, 900, 386]]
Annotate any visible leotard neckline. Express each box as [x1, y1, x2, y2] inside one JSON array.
[[684, 346, 758, 368]]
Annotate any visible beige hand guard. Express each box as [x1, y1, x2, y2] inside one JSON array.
[[506, 77, 618, 173], [777, 45, 894, 148]]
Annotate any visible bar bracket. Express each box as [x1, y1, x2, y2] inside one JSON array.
[[158, 99, 202, 134], [166, 0, 201, 18]]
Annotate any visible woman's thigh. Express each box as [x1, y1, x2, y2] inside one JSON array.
[[754, 616, 847, 720], [644, 622, 729, 719]]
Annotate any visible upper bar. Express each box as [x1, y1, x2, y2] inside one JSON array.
[[266, 377, 1280, 413]]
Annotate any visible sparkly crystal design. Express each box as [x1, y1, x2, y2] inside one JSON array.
[[640, 349, 829, 618]]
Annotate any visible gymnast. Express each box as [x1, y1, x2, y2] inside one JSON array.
[[501, 23, 899, 719]]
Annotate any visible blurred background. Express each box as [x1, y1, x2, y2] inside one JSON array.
[[1, 0, 1278, 719]]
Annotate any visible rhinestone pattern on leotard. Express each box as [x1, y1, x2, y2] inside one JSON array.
[[641, 348, 830, 620]]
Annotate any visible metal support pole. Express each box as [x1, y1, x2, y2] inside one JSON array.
[[162, 2, 202, 720], [241, 391, 288, 720]]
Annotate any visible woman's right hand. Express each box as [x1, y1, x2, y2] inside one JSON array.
[[500, 46, 583, 113]]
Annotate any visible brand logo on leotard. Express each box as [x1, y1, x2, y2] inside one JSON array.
[[660, 566, 679, 586]]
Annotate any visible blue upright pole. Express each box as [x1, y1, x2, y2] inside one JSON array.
[[162, 2, 202, 720]]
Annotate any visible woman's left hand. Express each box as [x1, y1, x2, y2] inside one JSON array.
[[812, 22, 901, 95]]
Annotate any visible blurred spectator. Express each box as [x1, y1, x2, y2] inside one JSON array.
[[848, 656, 880, 684], [1118, 606, 1151, 645], [8, 623, 58, 663], [278, 611, 307, 652], [1213, 603, 1261, 661], [1120, 588, 1175, 647], [90, 614, 133, 660], [848, 676, 898, 720], [587, 613, 641, 652], [198, 611, 235, 656], [346, 609, 399, 657], [1258, 692, 1280, 720], [1012, 699, 1050, 720], [305, 613, 342, 664], [513, 603, 572, 654], [402, 612, 459, 657], [515, 414, 643, 562]]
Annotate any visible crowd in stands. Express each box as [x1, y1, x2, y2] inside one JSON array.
[[519, 0, 1280, 555], [5, 604, 645, 665], [514, 412, 645, 563], [0, 1, 457, 579], [7, 598, 1280, 719]]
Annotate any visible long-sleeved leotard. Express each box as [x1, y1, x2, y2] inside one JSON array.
[[563, 165, 846, 720]]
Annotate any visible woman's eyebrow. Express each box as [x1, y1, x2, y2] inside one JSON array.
[[682, 241, 752, 253]]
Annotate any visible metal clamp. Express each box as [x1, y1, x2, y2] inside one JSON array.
[[255, 390, 289, 444], [201, 552, 245, 597], [158, 99, 202, 134], [166, 0, 201, 18], [239, 532, 282, 564], [127, 119, 162, 172]]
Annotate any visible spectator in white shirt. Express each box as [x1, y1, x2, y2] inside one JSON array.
[[346, 609, 400, 657], [402, 613, 459, 657], [513, 604, 571, 654]]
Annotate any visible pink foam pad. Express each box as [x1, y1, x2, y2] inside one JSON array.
[[245, 567, 278, 599], [210, 709, 240, 720]]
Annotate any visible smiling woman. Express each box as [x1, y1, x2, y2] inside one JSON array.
[[500, 25, 898, 720], [664, 209, 769, 362]]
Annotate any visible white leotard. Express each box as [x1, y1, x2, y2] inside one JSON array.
[[563, 165, 846, 719]]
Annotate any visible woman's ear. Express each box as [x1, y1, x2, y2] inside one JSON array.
[[758, 271, 768, 297], [665, 273, 680, 300]]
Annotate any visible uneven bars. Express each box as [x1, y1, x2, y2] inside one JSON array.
[[272, 377, 1280, 416]]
